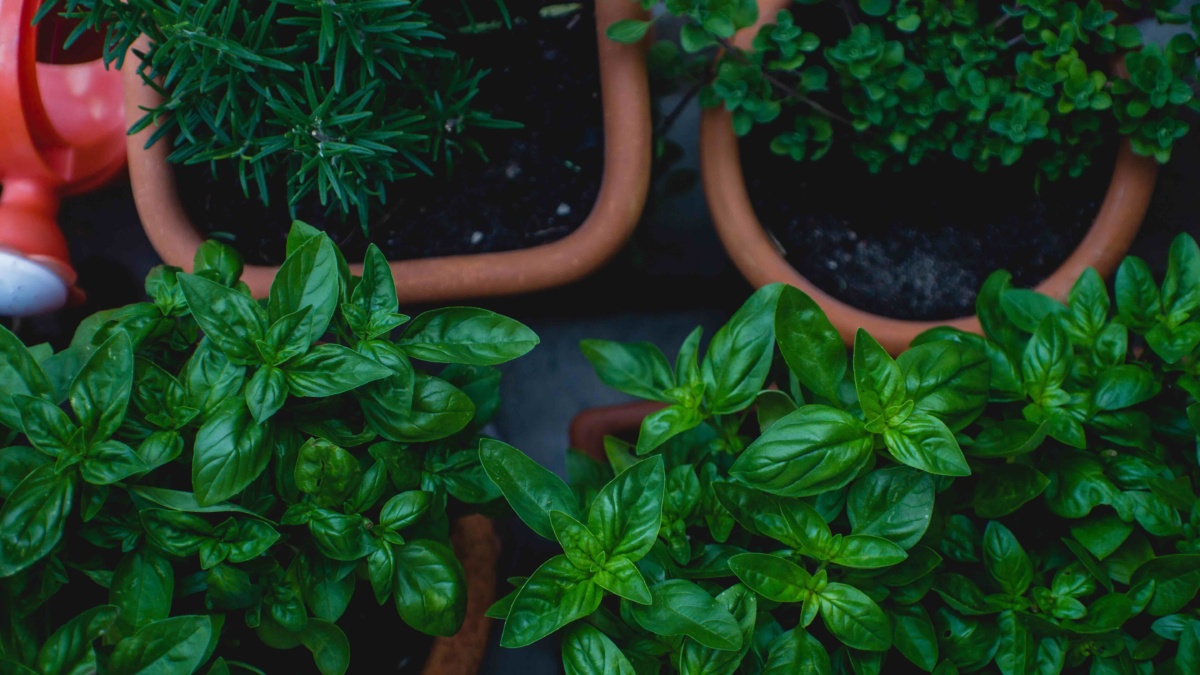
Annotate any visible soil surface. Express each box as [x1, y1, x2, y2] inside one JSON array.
[[177, 2, 603, 266], [741, 130, 1115, 321]]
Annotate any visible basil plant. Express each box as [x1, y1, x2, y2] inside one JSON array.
[[484, 235, 1200, 674], [0, 222, 537, 674]]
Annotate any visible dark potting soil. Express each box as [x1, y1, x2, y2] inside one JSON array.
[[740, 127, 1116, 323], [176, 3, 603, 266]]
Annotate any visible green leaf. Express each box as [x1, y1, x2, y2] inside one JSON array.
[[82, 440, 149, 485], [636, 405, 704, 455], [110, 549, 174, 635], [294, 438, 361, 507], [1070, 513, 1133, 560], [371, 373, 473, 443], [883, 413, 970, 476], [679, 584, 757, 675], [776, 285, 846, 401], [393, 540, 466, 637], [831, 535, 908, 568], [702, 284, 784, 414], [995, 610, 1033, 675], [16, 394, 77, 458], [756, 389, 798, 432], [891, 603, 938, 671], [179, 273, 268, 365], [399, 308, 537, 366], [0, 465, 73, 577], [108, 615, 213, 675], [192, 399, 269, 506], [847, 466, 935, 549], [70, 332, 133, 444], [897, 340, 988, 431], [285, 344, 392, 397], [35, 605, 119, 675], [817, 582, 891, 651], [0, 324, 54, 431], [480, 439, 580, 540], [245, 365, 288, 423], [193, 240, 242, 286], [731, 405, 873, 497], [1021, 316, 1070, 405], [1001, 290, 1068, 333], [972, 464, 1050, 518], [984, 522, 1033, 596], [630, 579, 743, 651], [969, 420, 1047, 458], [269, 233, 339, 344], [562, 624, 636, 675], [595, 557, 651, 605], [854, 330, 905, 422], [606, 18, 652, 43], [378, 491, 431, 531], [501, 555, 603, 648], [551, 510, 606, 571], [762, 628, 831, 675], [1092, 365, 1159, 411], [730, 553, 812, 603], [1130, 554, 1200, 616], [297, 620, 350, 675], [1162, 233, 1200, 317], [581, 339, 676, 402], [588, 456, 665, 560], [1116, 256, 1162, 329], [860, 0, 892, 16]]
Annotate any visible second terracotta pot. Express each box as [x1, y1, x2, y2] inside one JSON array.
[[701, 0, 1159, 355], [124, 0, 652, 303]]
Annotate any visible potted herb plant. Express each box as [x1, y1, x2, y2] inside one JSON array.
[[481, 234, 1200, 672], [610, 0, 1192, 353], [0, 222, 538, 674], [36, 0, 652, 303]]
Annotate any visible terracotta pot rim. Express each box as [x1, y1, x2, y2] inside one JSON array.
[[701, 0, 1159, 355], [123, 2, 651, 303]]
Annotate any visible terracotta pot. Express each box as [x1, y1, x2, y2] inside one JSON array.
[[701, 0, 1159, 354], [569, 400, 665, 461], [123, 1, 651, 302], [421, 514, 500, 675]]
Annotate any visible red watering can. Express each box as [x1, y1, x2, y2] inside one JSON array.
[[0, 0, 126, 316]]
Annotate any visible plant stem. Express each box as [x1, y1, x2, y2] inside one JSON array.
[[713, 37, 854, 127]]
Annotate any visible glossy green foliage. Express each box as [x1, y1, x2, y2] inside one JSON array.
[[36, 0, 528, 231], [0, 222, 536, 673], [612, 0, 1200, 180], [491, 235, 1200, 674]]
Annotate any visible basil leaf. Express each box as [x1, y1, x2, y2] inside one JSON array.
[[588, 456, 665, 560], [0, 324, 54, 431], [350, 244, 399, 317], [580, 340, 675, 402], [637, 404, 704, 455], [891, 603, 938, 671], [1001, 289, 1068, 333], [297, 620, 350, 675], [192, 399, 269, 506], [378, 491, 431, 531], [179, 273, 268, 365], [245, 365, 288, 423], [972, 463, 1050, 518], [16, 394, 77, 458], [35, 605, 119, 675], [562, 624, 636, 675], [0, 465, 74, 577], [762, 628, 831, 675], [1162, 232, 1200, 318], [82, 440, 149, 486], [501, 555, 603, 648], [551, 510, 607, 572], [847, 466, 935, 549], [1092, 365, 1159, 411], [984, 522, 1033, 596], [372, 373, 474, 442], [399, 308, 538, 365], [183, 339, 246, 420], [679, 584, 757, 675], [595, 557, 652, 605], [294, 438, 361, 508], [897, 340, 988, 431], [630, 579, 742, 651], [193, 239, 242, 286], [730, 405, 873, 497], [816, 582, 890, 651], [110, 549, 174, 635], [107, 615, 214, 675], [269, 233, 339, 344], [702, 284, 784, 415], [285, 344, 392, 397], [1021, 316, 1070, 405], [776, 285, 846, 402], [729, 553, 811, 603], [1130, 554, 1200, 616], [393, 539, 466, 637], [831, 535, 907, 568], [854, 329, 906, 422], [995, 609, 1033, 675], [883, 413, 970, 476], [480, 438, 580, 540], [70, 331, 133, 445]]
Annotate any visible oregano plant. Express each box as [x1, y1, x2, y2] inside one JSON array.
[[485, 235, 1200, 674], [612, 0, 1200, 179], [0, 222, 538, 673]]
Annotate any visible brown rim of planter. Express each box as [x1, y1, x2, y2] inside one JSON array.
[[701, 0, 1159, 355], [569, 400, 666, 461], [420, 513, 500, 675], [123, 1, 651, 302]]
